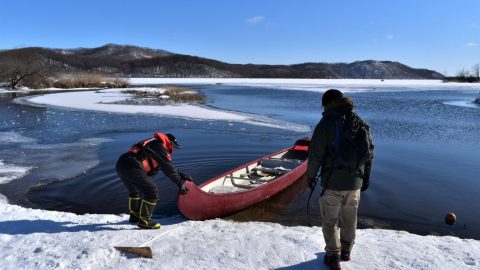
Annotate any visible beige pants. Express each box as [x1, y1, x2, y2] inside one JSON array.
[[319, 189, 361, 255]]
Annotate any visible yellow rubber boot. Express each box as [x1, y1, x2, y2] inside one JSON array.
[[138, 199, 161, 229], [128, 196, 141, 223]]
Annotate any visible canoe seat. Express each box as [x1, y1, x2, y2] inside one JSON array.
[[208, 185, 243, 194], [254, 167, 289, 175], [262, 158, 301, 168], [254, 158, 302, 175], [225, 174, 275, 189], [248, 175, 276, 185]]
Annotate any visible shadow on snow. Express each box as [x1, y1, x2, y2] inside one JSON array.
[[275, 252, 329, 270], [0, 215, 187, 235]]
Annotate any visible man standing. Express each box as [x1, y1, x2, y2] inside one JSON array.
[[116, 132, 191, 229], [307, 89, 374, 270]]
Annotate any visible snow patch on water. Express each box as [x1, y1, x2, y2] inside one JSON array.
[[0, 193, 7, 204], [443, 100, 480, 109], [26, 137, 114, 150], [80, 137, 115, 145], [0, 132, 37, 144], [0, 160, 33, 184]]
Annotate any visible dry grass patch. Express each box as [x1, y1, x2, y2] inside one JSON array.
[[53, 73, 128, 88], [120, 86, 204, 105], [164, 87, 204, 103]]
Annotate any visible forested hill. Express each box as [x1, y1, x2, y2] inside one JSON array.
[[0, 44, 444, 79]]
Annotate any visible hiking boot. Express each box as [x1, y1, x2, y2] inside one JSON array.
[[341, 250, 351, 261], [138, 199, 161, 229], [128, 196, 141, 223], [324, 254, 341, 270]]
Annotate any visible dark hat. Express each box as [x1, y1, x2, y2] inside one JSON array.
[[166, 133, 181, 149], [322, 89, 343, 106]]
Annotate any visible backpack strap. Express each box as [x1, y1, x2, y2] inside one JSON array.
[[321, 115, 342, 196]]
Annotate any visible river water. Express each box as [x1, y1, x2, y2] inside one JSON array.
[[0, 84, 479, 239]]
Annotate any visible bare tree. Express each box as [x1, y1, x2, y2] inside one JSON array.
[[472, 64, 480, 79], [456, 68, 471, 78], [0, 51, 48, 89], [0, 61, 36, 89]]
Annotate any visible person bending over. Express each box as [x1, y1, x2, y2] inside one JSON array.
[[116, 132, 191, 229]]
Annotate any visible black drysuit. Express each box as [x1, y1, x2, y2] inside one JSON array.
[[115, 139, 182, 201]]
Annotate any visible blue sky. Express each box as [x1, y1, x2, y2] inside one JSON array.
[[1, 0, 479, 75]]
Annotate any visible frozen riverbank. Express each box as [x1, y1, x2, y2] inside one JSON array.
[[1, 200, 479, 270]]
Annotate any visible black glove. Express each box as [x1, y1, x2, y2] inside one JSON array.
[[308, 177, 317, 190], [178, 171, 193, 182], [361, 179, 369, 192], [179, 179, 189, 195]]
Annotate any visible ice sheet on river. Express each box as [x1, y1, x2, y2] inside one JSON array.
[[0, 160, 33, 185], [0, 131, 37, 144], [129, 78, 480, 92], [0, 132, 111, 186]]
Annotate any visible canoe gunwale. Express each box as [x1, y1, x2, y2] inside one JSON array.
[[177, 138, 310, 220], [198, 147, 291, 189]]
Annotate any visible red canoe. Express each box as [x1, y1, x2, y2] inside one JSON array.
[[177, 137, 310, 220]]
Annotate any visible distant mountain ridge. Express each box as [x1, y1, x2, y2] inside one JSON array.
[[0, 44, 444, 79], [53, 44, 173, 61]]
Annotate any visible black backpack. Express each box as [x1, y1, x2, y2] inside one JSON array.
[[329, 111, 374, 173]]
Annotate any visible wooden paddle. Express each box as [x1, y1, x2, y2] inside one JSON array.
[[114, 246, 153, 259], [114, 225, 178, 259]]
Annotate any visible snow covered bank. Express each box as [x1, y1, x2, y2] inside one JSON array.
[[0, 87, 96, 94], [0, 87, 30, 93], [15, 89, 310, 132], [0, 201, 479, 270], [129, 78, 480, 93]]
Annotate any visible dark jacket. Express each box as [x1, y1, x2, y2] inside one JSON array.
[[307, 97, 373, 190], [117, 138, 181, 186], [141, 139, 183, 186]]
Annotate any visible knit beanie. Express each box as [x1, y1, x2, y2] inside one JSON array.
[[322, 89, 343, 106]]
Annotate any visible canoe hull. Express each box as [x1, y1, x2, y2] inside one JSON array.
[[177, 145, 308, 220]]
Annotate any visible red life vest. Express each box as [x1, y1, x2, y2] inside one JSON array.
[[128, 132, 173, 174]]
